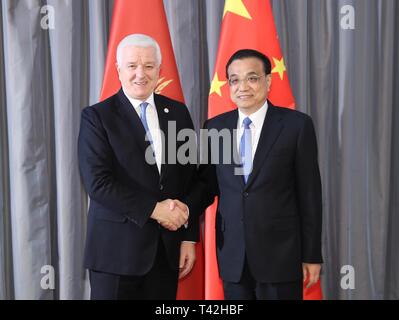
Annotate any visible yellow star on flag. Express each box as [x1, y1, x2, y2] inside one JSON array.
[[210, 73, 227, 97], [223, 0, 252, 19], [271, 57, 287, 80]]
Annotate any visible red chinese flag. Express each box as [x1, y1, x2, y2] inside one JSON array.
[[100, 0, 204, 300], [206, 0, 322, 300]]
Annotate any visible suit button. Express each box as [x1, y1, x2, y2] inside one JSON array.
[[160, 184, 164, 191], [243, 192, 249, 197]]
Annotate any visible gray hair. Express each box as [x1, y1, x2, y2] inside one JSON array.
[[116, 34, 162, 66]]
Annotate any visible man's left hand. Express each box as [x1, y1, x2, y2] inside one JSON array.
[[179, 242, 196, 279], [302, 263, 321, 288]]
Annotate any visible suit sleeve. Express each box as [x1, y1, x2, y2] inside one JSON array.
[[78, 107, 157, 228], [295, 115, 323, 263]]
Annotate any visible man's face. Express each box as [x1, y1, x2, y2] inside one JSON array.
[[227, 57, 271, 114], [117, 45, 160, 100]]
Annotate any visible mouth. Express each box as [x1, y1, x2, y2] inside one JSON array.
[[133, 81, 148, 86], [237, 95, 253, 100]]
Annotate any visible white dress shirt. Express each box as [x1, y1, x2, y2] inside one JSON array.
[[123, 88, 162, 173], [236, 100, 269, 163]]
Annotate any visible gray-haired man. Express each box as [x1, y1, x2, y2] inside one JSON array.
[[78, 34, 197, 299]]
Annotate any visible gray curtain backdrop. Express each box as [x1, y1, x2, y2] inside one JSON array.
[[0, 0, 398, 299]]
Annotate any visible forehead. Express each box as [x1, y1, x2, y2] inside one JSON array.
[[120, 45, 157, 62], [228, 57, 263, 76]]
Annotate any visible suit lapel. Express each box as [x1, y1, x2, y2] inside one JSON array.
[[116, 89, 152, 152], [116, 89, 159, 177], [244, 103, 283, 189], [222, 110, 245, 189], [154, 94, 170, 180]]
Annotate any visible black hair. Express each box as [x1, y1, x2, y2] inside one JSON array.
[[226, 49, 271, 78]]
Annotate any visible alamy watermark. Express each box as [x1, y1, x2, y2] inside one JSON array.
[[40, 265, 55, 290], [340, 5, 355, 30], [142, 121, 248, 176], [40, 5, 55, 30], [340, 265, 355, 290]]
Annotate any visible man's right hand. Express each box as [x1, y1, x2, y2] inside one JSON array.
[[150, 199, 188, 231]]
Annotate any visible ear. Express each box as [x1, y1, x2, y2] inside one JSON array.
[[266, 74, 272, 92], [116, 62, 121, 80]]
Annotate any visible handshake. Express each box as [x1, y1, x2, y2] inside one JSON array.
[[150, 199, 189, 231]]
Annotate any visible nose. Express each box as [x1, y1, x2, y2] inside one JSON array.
[[135, 65, 146, 78], [238, 79, 249, 91]]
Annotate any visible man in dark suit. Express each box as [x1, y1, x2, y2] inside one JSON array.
[[78, 34, 197, 299], [184, 49, 323, 300]]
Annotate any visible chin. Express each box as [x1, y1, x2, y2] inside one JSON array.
[[133, 91, 151, 99], [237, 103, 253, 110]]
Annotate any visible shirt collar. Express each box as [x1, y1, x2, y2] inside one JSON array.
[[122, 87, 156, 111], [238, 100, 268, 129]]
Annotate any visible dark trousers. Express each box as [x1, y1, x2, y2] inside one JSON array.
[[89, 241, 179, 300], [223, 257, 303, 300]]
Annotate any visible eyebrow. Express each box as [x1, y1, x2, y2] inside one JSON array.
[[125, 61, 157, 67], [229, 71, 259, 77], [126, 61, 155, 63]]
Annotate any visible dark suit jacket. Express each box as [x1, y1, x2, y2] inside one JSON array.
[[78, 89, 197, 276], [186, 102, 322, 283]]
